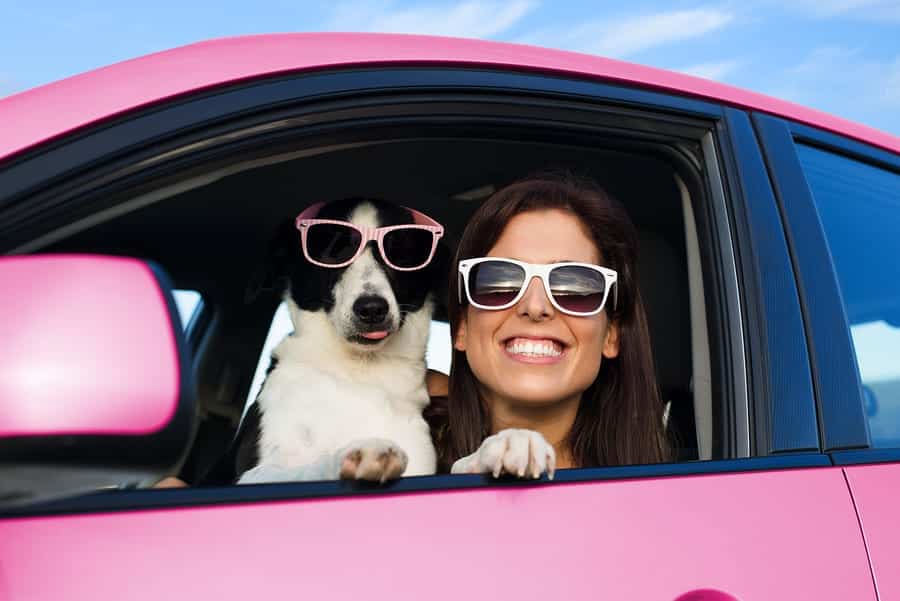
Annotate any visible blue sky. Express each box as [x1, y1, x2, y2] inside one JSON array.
[[2, 0, 900, 135]]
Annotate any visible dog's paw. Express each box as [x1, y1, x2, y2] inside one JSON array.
[[450, 429, 556, 480], [338, 439, 408, 483]]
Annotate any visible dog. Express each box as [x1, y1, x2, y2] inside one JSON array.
[[235, 198, 444, 484]]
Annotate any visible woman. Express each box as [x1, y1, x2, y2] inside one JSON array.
[[429, 173, 672, 478]]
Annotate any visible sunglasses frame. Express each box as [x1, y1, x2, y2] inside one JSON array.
[[295, 202, 444, 271], [458, 257, 618, 317]]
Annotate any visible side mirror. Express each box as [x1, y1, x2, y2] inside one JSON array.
[[0, 254, 196, 507]]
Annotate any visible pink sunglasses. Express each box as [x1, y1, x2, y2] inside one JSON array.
[[295, 202, 444, 271]]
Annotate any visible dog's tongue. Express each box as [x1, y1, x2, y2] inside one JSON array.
[[360, 330, 389, 340]]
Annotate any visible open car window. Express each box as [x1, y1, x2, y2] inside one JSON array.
[[108, 132, 717, 477], [0, 69, 786, 507]]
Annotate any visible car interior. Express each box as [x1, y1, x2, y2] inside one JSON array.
[[37, 130, 717, 485]]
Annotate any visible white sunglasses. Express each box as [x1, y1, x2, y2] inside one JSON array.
[[458, 257, 618, 317]]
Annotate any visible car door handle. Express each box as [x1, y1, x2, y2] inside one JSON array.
[[674, 590, 740, 601]]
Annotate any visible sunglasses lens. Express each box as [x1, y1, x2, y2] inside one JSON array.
[[469, 260, 526, 307], [548, 265, 607, 314], [382, 228, 435, 269], [305, 223, 362, 265]]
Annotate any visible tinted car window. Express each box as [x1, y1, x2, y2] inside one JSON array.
[[797, 144, 900, 447]]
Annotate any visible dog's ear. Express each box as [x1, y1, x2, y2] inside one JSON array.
[[244, 219, 298, 304]]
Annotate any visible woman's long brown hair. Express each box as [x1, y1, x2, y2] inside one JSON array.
[[428, 173, 672, 471]]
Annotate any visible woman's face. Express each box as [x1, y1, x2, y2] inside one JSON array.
[[455, 209, 619, 411]]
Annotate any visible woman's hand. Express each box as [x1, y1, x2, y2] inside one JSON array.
[[450, 429, 556, 480]]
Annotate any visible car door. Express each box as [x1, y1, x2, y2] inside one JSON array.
[[0, 462, 871, 601], [0, 38, 879, 601], [755, 114, 900, 601]]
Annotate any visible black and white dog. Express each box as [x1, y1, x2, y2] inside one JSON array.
[[235, 198, 444, 484]]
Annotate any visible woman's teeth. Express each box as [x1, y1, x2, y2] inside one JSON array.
[[505, 338, 563, 357]]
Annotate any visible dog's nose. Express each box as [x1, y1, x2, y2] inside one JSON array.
[[353, 295, 389, 324]]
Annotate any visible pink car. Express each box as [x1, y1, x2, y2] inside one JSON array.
[[2, 33, 899, 601]]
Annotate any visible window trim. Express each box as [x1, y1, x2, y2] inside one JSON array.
[[0, 66, 723, 224], [1, 454, 832, 518], [721, 109, 820, 454], [831, 448, 900, 466], [699, 132, 749, 458], [790, 121, 900, 174]]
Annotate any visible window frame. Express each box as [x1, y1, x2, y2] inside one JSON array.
[[721, 110, 821, 455], [753, 113, 900, 463], [0, 66, 824, 516]]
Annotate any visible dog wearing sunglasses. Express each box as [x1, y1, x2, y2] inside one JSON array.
[[235, 198, 444, 484]]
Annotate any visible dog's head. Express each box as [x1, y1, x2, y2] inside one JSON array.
[[278, 198, 446, 353]]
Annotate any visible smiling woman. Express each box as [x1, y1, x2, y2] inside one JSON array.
[[433, 174, 672, 475]]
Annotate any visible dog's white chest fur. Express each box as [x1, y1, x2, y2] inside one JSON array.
[[246, 301, 437, 481], [237, 201, 440, 484]]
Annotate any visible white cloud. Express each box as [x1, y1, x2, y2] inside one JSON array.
[[762, 45, 900, 133], [327, 0, 538, 39], [789, 45, 860, 75], [676, 59, 742, 81], [785, 46, 900, 101], [773, 0, 900, 20], [877, 58, 900, 105], [520, 7, 735, 59]]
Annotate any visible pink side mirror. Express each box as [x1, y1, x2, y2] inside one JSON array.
[[0, 254, 196, 506]]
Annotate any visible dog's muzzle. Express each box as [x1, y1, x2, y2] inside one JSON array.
[[350, 295, 395, 345]]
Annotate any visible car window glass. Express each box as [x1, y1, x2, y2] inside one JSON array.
[[797, 143, 900, 447], [172, 289, 203, 330], [242, 302, 452, 417]]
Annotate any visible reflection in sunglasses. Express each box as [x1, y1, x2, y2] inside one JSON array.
[[461, 257, 617, 316]]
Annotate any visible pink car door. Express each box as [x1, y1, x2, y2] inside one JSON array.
[[844, 463, 900, 601], [0, 462, 873, 601]]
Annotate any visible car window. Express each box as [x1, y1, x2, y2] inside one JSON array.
[[2, 88, 746, 491], [242, 302, 452, 418], [797, 144, 900, 448], [172, 289, 203, 330]]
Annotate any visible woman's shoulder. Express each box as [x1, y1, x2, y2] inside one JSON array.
[[426, 369, 448, 397]]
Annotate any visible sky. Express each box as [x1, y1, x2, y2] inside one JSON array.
[[1, 0, 900, 135]]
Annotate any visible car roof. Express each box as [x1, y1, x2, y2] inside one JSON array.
[[2, 32, 899, 162]]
